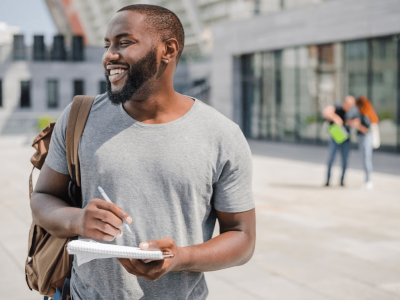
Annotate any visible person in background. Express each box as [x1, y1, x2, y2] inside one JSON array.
[[323, 96, 360, 187], [355, 96, 379, 189]]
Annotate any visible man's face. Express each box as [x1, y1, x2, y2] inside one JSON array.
[[343, 96, 356, 112], [103, 11, 159, 104]]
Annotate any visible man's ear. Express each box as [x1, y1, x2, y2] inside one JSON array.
[[162, 38, 179, 64]]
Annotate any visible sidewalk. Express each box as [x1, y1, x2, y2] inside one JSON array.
[[248, 139, 400, 176], [1, 137, 399, 299]]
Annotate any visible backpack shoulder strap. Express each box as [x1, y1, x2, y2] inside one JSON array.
[[66, 95, 95, 187]]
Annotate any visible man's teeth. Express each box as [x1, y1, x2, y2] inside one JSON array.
[[110, 68, 126, 76]]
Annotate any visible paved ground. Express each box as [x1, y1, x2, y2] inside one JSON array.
[[1, 136, 399, 300]]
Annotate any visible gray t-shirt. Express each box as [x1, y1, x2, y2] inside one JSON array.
[[46, 94, 254, 300]]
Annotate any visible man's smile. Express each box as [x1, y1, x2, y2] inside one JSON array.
[[107, 64, 129, 83]]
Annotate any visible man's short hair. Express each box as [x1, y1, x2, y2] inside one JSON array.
[[118, 4, 185, 63]]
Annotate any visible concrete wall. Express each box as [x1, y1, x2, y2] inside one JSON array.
[[0, 45, 105, 134], [0, 48, 104, 111], [210, 0, 400, 122], [174, 60, 212, 92]]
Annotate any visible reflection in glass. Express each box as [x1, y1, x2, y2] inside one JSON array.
[[0, 79, 2, 107], [239, 35, 399, 151], [371, 37, 398, 147], [241, 54, 254, 138], [345, 40, 368, 98], [20, 81, 30, 108], [47, 79, 58, 108], [73, 80, 84, 97], [281, 48, 296, 142], [261, 52, 275, 139]]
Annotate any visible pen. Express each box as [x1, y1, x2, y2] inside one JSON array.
[[97, 186, 132, 234], [143, 253, 174, 263], [162, 253, 175, 259]]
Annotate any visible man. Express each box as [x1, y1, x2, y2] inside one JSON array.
[[323, 95, 360, 186], [30, 4, 255, 300]]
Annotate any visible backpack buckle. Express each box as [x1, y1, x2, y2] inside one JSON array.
[[68, 181, 79, 207]]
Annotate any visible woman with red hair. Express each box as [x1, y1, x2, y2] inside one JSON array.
[[355, 96, 379, 189]]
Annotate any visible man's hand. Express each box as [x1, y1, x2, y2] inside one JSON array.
[[346, 118, 361, 128], [118, 237, 184, 281], [323, 106, 343, 125], [333, 116, 343, 126], [76, 199, 132, 241]]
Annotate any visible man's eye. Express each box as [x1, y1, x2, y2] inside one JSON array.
[[104, 45, 110, 49], [121, 41, 132, 46]]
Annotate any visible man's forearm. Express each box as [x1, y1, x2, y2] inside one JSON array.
[[31, 192, 81, 238], [326, 113, 341, 124], [178, 230, 255, 272]]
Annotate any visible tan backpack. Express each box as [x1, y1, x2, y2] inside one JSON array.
[[26, 95, 95, 298]]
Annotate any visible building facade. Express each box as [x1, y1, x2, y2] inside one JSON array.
[[0, 34, 105, 134], [210, 0, 400, 152], [44, 0, 328, 59], [0, 33, 210, 134]]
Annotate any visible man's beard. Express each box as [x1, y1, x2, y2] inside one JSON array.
[[105, 48, 158, 105]]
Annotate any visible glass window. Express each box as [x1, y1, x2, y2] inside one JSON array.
[[0, 79, 2, 107], [99, 80, 107, 94], [13, 35, 26, 60], [241, 54, 254, 138], [47, 79, 58, 108], [274, 50, 283, 140], [296, 43, 344, 143], [298, 46, 318, 141], [280, 48, 296, 142], [241, 53, 263, 139], [344, 40, 368, 98], [73, 80, 84, 96], [371, 36, 398, 147], [239, 35, 399, 152], [250, 53, 263, 139], [317, 44, 341, 143], [260, 52, 275, 139], [20, 81, 31, 108]]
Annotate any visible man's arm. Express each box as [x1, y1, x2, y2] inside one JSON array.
[[31, 163, 131, 240], [346, 117, 368, 134], [118, 208, 256, 280], [178, 208, 256, 271], [323, 105, 343, 125]]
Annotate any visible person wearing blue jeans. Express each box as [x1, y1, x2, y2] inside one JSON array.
[[355, 96, 374, 189], [326, 138, 351, 186], [323, 96, 360, 186], [358, 133, 373, 182]]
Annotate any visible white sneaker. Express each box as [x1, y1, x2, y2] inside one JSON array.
[[365, 181, 374, 190]]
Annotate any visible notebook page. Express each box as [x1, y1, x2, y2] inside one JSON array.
[[67, 239, 164, 266]]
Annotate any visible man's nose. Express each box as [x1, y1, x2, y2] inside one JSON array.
[[103, 49, 120, 63]]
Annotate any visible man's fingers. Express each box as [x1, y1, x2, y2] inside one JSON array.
[[118, 258, 164, 280], [118, 258, 153, 276], [95, 209, 123, 230], [139, 238, 174, 251], [118, 258, 143, 276], [94, 219, 121, 237], [93, 198, 132, 224], [93, 229, 115, 242]]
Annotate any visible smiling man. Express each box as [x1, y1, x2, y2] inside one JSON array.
[[30, 4, 255, 300]]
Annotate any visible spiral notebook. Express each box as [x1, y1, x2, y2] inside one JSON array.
[[67, 239, 164, 266]]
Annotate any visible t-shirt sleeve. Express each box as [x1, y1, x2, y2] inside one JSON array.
[[45, 103, 72, 175], [361, 115, 371, 128], [212, 126, 254, 213], [347, 106, 360, 119], [333, 103, 342, 112]]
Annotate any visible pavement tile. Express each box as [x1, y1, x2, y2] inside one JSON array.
[[206, 272, 262, 300], [2, 139, 400, 300]]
